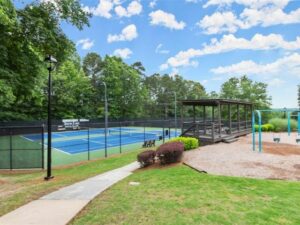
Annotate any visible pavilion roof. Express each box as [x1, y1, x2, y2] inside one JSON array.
[[180, 99, 253, 106]]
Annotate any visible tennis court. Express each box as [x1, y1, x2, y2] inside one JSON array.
[[24, 127, 178, 155]]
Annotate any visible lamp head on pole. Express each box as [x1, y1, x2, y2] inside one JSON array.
[[44, 55, 57, 63], [44, 55, 57, 71]]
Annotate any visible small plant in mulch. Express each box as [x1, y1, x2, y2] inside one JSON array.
[[156, 142, 184, 165], [137, 150, 156, 167]]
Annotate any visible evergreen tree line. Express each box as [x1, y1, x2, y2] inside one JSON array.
[[0, 0, 271, 122]]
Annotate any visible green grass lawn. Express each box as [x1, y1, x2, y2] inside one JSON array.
[[70, 164, 300, 225], [0, 149, 143, 217]]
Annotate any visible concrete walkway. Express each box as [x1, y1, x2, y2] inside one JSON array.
[[0, 162, 140, 225]]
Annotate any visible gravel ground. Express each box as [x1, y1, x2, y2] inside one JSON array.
[[183, 133, 300, 181]]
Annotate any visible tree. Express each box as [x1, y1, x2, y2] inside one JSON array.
[[52, 55, 94, 119], [82, 52, 103, 87], [0, 0, 90, 120], [144, 73, 206, 119], [131, 61, 145, 76], [220, 75, 271, 109], [94, 56, 148, 119]]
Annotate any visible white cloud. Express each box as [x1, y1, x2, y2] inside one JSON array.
[[113, 48, 133, 59], [107, 24, 138, 43], [199, 1, 300, 34], [159, 63, 169, 71], [186, 0, 199, 3], [149, 10, 186, 30], [201, 79, 208, 84], [155, 44, 170, 54], [85, 0, 115, 18], [76, 38, 94, 50], [197, 11, 243, 34], [268, 78, 286, 87], [210, 53, 300, 76], [240, 7, 300, 27], [203, 0, 290, 9], [169, 68, 179, 77], [115, 0, 142, 18], [161, 33, 300, 69], [149, 0, 157, 8]]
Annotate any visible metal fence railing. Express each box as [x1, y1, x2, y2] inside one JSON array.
[[0, 126, 44, 169], [0, 120, 179, 168]]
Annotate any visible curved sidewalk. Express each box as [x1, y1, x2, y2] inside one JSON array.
[[0, 162, 140, 225]]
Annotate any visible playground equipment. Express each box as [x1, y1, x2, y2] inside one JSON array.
[[272, 133, 281, 143], [252, 108, 300, 152]]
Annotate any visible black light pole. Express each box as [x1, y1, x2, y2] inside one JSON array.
[[44, 55, 57, 180], [101, 81, 108, 158]]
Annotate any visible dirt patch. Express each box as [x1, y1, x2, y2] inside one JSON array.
[[183, 134, 300, 181], [0, 179, 6, 185], [293, 164, 300, 170], [263, 142, 300, 156]]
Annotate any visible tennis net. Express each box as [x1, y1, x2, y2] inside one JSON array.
[[108, 129, 160, 140]]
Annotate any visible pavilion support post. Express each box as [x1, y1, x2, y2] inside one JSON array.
[[228, 104, 232, 134], [193, 105, 195, 123], [212, 106, 215, 122], [237, 104, 240, 131], [218, 103, 221, 137], [192, 105, 196, 136], [250, 105, 253, 129], [181, 103, 184, 134], [245, 105, 248, 129], [203, 106, 206, 135]]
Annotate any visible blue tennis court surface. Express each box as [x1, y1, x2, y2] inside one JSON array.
[[24, 127, 179, 154]]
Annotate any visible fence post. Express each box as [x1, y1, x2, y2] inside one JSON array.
[[163, 126, 165, 143], [119, 122, 122, 154], [104, 122, 108, 158], [168, 120, 171, 139], [42, 125, 45, 169], [87, 127, 90, 161], [144, 123, 146, 142], [9, 128, 12, 170]]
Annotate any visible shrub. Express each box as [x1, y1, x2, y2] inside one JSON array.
[[137, 150, 156, 167], [269, 118, 298, 132], [168, 137, 199, 151], [254, 123, 275, 132], [264, 123, 274, 131], [156, 142, 184, 165]]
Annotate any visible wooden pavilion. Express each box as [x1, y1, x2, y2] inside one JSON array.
[[180, 99, 253, 144]]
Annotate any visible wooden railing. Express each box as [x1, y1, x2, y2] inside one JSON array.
[[181, 120, 252, 140]]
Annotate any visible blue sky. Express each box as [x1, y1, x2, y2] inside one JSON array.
[[19, 0, 300, 108]]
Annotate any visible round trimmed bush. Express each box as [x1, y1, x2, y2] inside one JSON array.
[[137, 150, 156, 167], [156, 142, 184, 165]]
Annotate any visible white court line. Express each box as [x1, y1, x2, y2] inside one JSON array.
[[81, 139, 114, 147], [21, 136, 37, 143], [53, 133, 66, 138], [21, 135, 72, 155]]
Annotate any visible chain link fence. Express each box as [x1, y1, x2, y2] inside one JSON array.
[[0, 120, 179, 168], [0, 126, 44, 169]]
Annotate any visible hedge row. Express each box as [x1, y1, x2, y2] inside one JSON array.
[[254, 118, 298, 132]]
